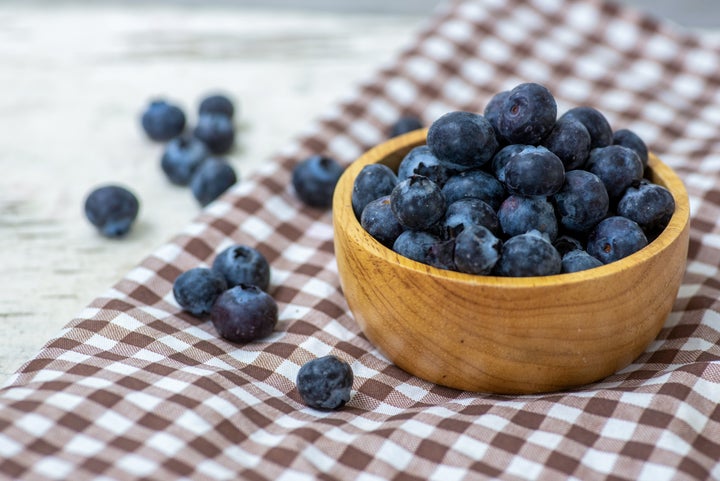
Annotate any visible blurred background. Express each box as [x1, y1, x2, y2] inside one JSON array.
[[1, 0, 718, 382]]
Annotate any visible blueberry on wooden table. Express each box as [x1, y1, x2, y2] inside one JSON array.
[[161, 135, 209, 186], [199, 93, 236, 119], [296, 355, 353, 410], [173, 267, 227, 316], [210, 284, 278, 343], [190, 157, 238, 207], [193, 113, 235, 155], [84, 184, 139, 238], [212, 244, 270, 291], [291, 154, 345, 209], [141, 99, 186, 142]]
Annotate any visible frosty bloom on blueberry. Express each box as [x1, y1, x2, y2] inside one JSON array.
[[352, 81, 675, 277], [84, 184, 140, 238]]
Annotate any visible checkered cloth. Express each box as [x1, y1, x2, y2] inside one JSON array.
[[2, 0, 720, 479]]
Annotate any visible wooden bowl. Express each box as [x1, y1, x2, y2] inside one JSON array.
[[332, 129, 690, 394]]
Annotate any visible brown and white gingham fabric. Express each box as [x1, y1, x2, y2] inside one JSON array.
[[2, 0, 720, 479]]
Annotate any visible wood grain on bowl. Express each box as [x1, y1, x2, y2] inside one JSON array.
[[333, 129, 690, 394]]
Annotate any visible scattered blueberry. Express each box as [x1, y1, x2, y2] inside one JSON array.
[[559, 106, 613, 149], [561, 249, 603, 273], [497, 82, 557, 145], [426, 111, 498, 170], [390, 175, 446, 230], [617, 180, 675, 235], [495, 231, 562, 277], [190, 157, 238, 206], [194, 113, 235, 154], [173, 267, 227, 316], [613, 128, 649, 168], [141, 99, 186, 142], [542, 116, 591, 170], [397, 145, 449, 186], [498, 195, 558, 241], [351, 163, 398, 219], [502, 145, 565, 197], [587, 145, 644, 200], [210, 284, 278, 343], [84, 184, 140, 238], [586, 216, 648, 264], [453, 225, 501, 275], [161, 135, 210, 185], [296, 355, 353, 410], [212, 244, 271, 291], [360, 195, 404, 247], [552, 169, 609, 233], [292, 154, 345, 209], [389, 115, 423, 138], [199, 93, 235, 119]]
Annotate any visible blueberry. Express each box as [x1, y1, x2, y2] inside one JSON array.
[[393, 230, 441, 265], [497, 82, 557, 145], [189, 157, 238, 207], [559, 106, 613, 149], [426, 111, 498, 170], [441, 169, 506, 210], [483, 90, 510, 141], [292, 154, 345, 209], [502, 145, 565, 197], [397, 145, 449, 186], [141, 99, 186, 141], [552, 169, 609, 234], [161, 135, 210, 185], [390, 175, 446, 230], [561, 249, 603, 273], [617, 180, 675, 235], [389, 115, 423, 138], [426, 238, 457, 270], [542, 116, 591, 170], [360, 195, 404, 247], [587, 145, 643, 200], [453, 224, 501, 275], [296, 355, 353, 410], [210, 284, 278, 343], [351, 163, 398, 218], [498, 195, 558, 241], [613, 128, 649, 168], [199, 93, 235, 119], [173, 267, 227, 316], [553, 235, 584, 257], [490, 144, 529, 183], [444, 198, 500, 238], [193, 113, 235, 154], [586, 216, 648, 264], [212, 244, 271, 291], [495, 230, 562, 277], [84, 184, 140, 238]]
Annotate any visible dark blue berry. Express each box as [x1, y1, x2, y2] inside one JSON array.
[[587, 145, 643, 200], [426, 111, 498, 170], [552, 169, 609, 233], [397, 145, 449, 186], [292, 155, 344, 209], [393, 230, 440, 265], [173, 267, 227, 316], [390, 175, 445, 230], [441, 169, 506, 210], [297, 355, 353, 410], [389, 115, 423, 138], [360, 195, 404, 248], [210, 284, 278, 343], [483, 90, 510, 141], [553, 235, 584, 257], [498, 195, 558, 241], [141, 99, 186, 142], [190, 157, 238, 206], [199, 93, 235, 119], [491, 144, 529, 183], [613, 128, 649, 168], [453, 225, 501, 275], [194, 113, 235, 154], [586, 216, 648, 264], [502, 145, 565, 197], [444, 198, 500, 237], [212, 244, 271, 291], [351, 163, 398, 218], [561, 249, 603, 273], [84, 185, 140, 238], [542, 116, 591, 170], [161, 135, 209, 185], [497, 83, 557, 145], [559, 106, 613, 149], [495, 231, 561, 277], [617, 180, 675, 235]]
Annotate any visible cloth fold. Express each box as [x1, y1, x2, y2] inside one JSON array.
[[2, 0, 720, 479]]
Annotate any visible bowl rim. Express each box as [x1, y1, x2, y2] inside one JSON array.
[[333, 129, 690, 289]]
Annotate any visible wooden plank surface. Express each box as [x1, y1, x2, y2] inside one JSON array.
[[0, 3, 427, 383]]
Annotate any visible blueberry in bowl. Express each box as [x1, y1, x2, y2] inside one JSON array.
[[332, 128, 689, 394]]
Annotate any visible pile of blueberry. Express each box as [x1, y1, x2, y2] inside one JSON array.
[[354, 82, 675, 277]]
